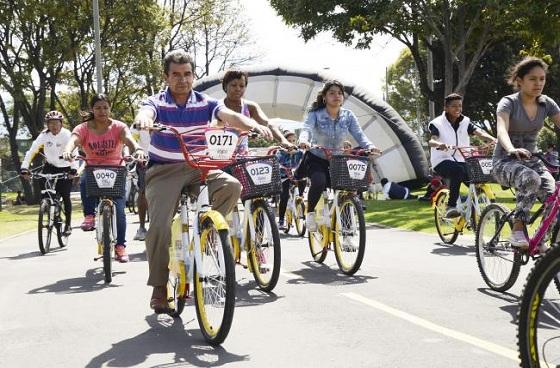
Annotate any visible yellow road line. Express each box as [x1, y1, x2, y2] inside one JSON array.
[[342, 292, 520, 362]]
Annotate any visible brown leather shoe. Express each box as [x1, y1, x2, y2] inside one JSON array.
[[150, 286, 169, 314]]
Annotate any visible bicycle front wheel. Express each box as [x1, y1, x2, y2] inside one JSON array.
[[247, 200, 281, 292], [333, 195, 366, 275], [101, 204, 114, 283], [517, 245, 560, 367], [38, 199, 52, 254], [475, 203, 521, 292], [433, 191, 459, 244], [294, 197, 306, 237], [194, 218, 235, 345]]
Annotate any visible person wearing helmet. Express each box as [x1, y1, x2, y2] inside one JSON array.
[[20, 111, 79, 235], [276, 130, 306, 230]]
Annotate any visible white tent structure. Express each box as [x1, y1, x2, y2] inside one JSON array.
[[195, 67, 429, 185]]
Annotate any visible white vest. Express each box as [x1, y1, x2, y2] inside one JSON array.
[[429, 113, 471, 168]]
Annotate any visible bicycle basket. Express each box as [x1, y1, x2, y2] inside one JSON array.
[[458, 147, 495, 183], [229, 156, 281, 201], [85, 165, 127, 198], [329, 154, 370, 191]]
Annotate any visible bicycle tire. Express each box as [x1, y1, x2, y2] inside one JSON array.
[[128, 185, 138, 214], [101, 203, 113, 283], [475, 203, 521, 292], [433, 191, 459, 244], [295, 198, 306, 237], [167, 266, 187, 318], [284, 208, 292, 234], [55, 202, 69, 248], [308, 225, 328, 264], [194, 218, 235, 345], [545, 224, 560, 293], [517, 244, 560, 367], [333, 195, 366, 275], [247, 199, 281, 292], [38, 199, 52, 254]]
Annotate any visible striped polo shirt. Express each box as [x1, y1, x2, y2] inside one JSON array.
[[141, 88, 223, 163]]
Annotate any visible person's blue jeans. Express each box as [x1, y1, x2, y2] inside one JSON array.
[[80, 174, 127, 245]]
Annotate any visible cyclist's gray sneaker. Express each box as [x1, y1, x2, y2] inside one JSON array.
[[508, 230, 529, 249], [444, 206, 461, 218], [134, 227, 147, 241], [306, 212, 317, 232]]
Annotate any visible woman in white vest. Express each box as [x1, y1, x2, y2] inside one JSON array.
[[428, 93, 496, 218]]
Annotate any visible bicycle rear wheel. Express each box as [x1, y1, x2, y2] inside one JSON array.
[[167, 264, 187, 317], [194, 218, 235, 345], [294, 198, 306, 237], [128, 185, 138, 214], [38, 199, 52, 255], [101, 203, 114, 283], [308, 225, 328, 263], [284, 208, 292, 234], [517, 245, 560, 367], [55, 203, 69, 248], [247, 200, 281, 292], [475, 203, 521, 292], [333, 195, 366, 275], [433, 191, 459, 244]]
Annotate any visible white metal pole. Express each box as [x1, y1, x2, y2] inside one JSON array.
[[93, 0, 103, 93]]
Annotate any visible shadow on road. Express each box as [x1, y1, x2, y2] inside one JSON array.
[[0, 248, 66, 260], [477, 288, 519, 324], [431, 242, 475, 256], [128, 251, 147, 262], [234, 281, 283, 308], [287, 261, 376, 286], [28, 267, 123, 294], [86, 314, 249, 368]]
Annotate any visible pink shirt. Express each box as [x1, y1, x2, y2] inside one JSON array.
[[73, 120, 127, 166]]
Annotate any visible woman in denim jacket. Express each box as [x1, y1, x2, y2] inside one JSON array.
[[298, 80, 381, 231]]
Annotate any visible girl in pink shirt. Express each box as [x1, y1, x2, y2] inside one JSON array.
[[64, 94, 145, 262]]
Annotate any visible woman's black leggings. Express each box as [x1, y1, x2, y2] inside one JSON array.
[[278, 179, 307, 221], [305, 153, 331, 213], [41, 164, 73, 227]]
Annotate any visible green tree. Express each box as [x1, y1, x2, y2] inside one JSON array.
[[269, 0, 557, 107]]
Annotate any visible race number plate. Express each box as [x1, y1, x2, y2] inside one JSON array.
[[93, 169, 117, 188], [245, 162, 273, 185], [346, 159, 368, 180], [478, 158, 493, 175], [205, 130, 239, 159]]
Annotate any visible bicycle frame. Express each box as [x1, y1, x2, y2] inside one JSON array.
[[527, 181, 560, 255]]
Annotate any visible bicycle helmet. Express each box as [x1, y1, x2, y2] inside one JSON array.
[[44, 110, 64, 123]]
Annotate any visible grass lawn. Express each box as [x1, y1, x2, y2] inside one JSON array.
[[364, 184, 518, 234], [0, 193, 83, 240]]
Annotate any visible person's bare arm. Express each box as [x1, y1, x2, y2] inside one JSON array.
[[62, 134, 82, 160], [217, 107, 273, 140], [496, 111, 530, 159], [248, 101, 290, 145]]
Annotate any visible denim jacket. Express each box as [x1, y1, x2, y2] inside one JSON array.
[[298, 107, 374, 159]]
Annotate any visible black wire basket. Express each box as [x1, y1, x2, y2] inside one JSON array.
[[464, 157, 495, 183], [458, 147, 495, 183], [329, 154, 370, 191], [229, 156, 281, 201], [85, 165, 127, 198]]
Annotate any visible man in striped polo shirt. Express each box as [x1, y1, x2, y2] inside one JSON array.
[[134, 50, 273, 313]]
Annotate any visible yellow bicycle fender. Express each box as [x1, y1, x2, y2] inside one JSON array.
[[432, 189, 449, 208], [479, 183, 496, 201], [201, 210, 229, 231]]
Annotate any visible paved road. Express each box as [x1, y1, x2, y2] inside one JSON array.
[[0, 214, 529, 367]]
